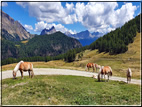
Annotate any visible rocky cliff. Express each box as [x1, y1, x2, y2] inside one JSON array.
[[2, 11, 31, 41]]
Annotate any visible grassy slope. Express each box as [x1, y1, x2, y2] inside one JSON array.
[[2, 33, 141, 79], [2, 75, 140, 105]]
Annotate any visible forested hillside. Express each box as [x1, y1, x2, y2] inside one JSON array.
[[2, 31, 82, 61], [89, 14, 140, 54]]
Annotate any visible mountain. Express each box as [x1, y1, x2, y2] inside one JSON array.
[[26, 31, 82, 57], [2, 31, 82, 60], [1, 11, 33, 41], [65, 30, 102, 46], [40, 26, 56, 35]]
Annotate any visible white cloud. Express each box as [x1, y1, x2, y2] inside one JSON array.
[[17, 2, 138, 35], [74, 2, 137, 34], [34, 21, 76, 34], [24, 24, 33, 31]]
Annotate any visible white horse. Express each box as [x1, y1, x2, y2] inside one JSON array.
[[13, 60, 34, 79], [126, 68, 132, 83], [94, 63, 101, 72], [98, 66, 112, 82]]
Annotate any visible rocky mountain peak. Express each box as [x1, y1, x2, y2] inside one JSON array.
[[40, 26, 56, 35]]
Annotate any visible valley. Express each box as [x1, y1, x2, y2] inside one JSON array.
[[2, 33, 141, 79]]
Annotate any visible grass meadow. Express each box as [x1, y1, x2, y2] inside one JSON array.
[[1, 33, 141, 105], [2, 75, 141, 105]]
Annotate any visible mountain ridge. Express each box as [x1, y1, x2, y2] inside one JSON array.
[[40, 26, 56, 35], [1, 11, 33, 41]]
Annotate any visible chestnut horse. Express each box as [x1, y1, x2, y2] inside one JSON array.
[[13, 61, 34, 79], [126, 68, 132, 84], [98, 66, 112, 82], [85, 63, 95, 72]]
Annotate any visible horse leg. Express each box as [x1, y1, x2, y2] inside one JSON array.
[[127, 77, 128, 83], [28, 70, 31, 78], [104, 75, 106, 82], [107, 74, 109, 82], [101, 74, 103, 82], [20, 70, 23, 79]]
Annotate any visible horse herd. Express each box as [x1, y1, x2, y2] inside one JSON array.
[[85, 63, 132, 83], [12, 61, 132, 84]]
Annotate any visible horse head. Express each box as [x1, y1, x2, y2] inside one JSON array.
[[13, 71, 16, 79]]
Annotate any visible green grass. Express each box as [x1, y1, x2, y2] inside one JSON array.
[[2, 75, 141, 105]]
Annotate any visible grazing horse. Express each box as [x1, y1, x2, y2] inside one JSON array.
[[98, 66, 112, 82], [85, 63, 95, 72], [126, 68, 132, 83], [94, 63, 101, 72], [13, 61, 34, 79]]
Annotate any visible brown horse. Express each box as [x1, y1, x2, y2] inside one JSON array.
[[98, 66, 112, 82], [13, 61, 34, 79], [85, 63, 95, 72]]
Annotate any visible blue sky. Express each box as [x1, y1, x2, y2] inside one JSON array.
[[2, 1, 141, 35]]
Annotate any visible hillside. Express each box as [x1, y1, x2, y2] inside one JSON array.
[[1, 31, 82, 60], [2, 33, 140, 79], [25, 31, 82, 57], [89, 14, 140, 54], [1, 11, 33, 41]]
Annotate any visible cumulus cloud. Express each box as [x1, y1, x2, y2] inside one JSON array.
[[17, 2, 138, 34], [74, 2, 137, 34], [34, 21, 76, 34], [24, 24, 33, 31]]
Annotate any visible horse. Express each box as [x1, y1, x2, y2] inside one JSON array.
[[13, 61, 34, 79], [126, 68, 132, 83], [94, 63, 101, 72], [85, 63, 95, 72], [98, 66, 112, 82]]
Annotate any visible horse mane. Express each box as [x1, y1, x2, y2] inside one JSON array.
[[128, 68, 132, 77], [13, 61, 24, 73]]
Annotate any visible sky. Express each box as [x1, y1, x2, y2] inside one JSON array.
[[1, 1, 141, 35]]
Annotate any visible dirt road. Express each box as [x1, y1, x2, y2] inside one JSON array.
[[1, 68, 141, 85]]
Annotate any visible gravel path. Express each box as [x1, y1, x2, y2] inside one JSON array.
[[1, 68, 141, 85]]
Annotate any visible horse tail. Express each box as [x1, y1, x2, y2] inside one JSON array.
[[109, 66, 112, 76], [98, 70, 101, 81], [13, 60, 24, 72], [30, 63, 34, 78]]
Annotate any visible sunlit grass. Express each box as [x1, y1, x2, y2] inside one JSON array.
[[2, 75, 140, 105]]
